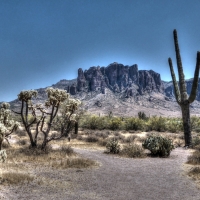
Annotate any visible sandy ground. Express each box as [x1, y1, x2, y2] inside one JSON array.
[[0, 147, 200, 200]]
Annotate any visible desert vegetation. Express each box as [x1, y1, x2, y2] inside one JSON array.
[[12, 88, 81, 149], [1, 86, 200, 195], [168, 29, 200, 147], [1, 100, 200, 200]]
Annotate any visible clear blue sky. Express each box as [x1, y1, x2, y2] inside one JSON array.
[[1, 0, 200, 102]]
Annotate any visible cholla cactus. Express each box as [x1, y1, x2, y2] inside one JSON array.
[[45, 87, 70, 107], [18, 90, 38, 102], [14, 88, 81, 149], [168, 30, 200, 147], [142, 135, 174, 157], [106, 138, 121, 154], [0, 102, 19, 150], [52, 98, 81, 140], [0, 149, 7, 163]]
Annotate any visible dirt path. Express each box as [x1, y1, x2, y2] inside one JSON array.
[[72, 147, 200, 200], [0, 147, 200, 200]]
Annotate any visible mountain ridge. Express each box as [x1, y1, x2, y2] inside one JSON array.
[[7, 63, 200, 117]]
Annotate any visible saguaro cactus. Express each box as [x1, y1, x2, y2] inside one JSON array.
[[168, 29, 200, 147]]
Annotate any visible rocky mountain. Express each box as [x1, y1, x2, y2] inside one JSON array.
[[68, 62, 164, 97], [164, 78, 200, 101], [8, 62, 200, 118]]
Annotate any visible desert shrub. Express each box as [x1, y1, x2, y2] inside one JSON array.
[[188, 167, 200, 178], [118, 134, 126, 142], [105, 137, 121, 154], [124, 135, 137, 143], [80, 115, 108, 130], [98, 139, 108, 146], [120, 143, 146, 158], [85, 135, 99, 143], [108, 117, 123, 130], [178, 134, 185, 140], [125, 117, 145, 131], [19, 144, 53, 156], [60, 145, 74, 156], [76, 135, 83, 140], [142, 135, 174, 157], [146, 116, 168, 132], [190, 116, 200, 131], [194, 128, 200, 133], [15, 128, 27, 136], [187, 151, 200, 165], [1, 141, 10, 149], [70, 133, 78, 139], [174, 139, 184, 147], [192, 136, 200, 148], [1, 172, 34, 185], [113, 131, 120, 136], [95, 131, 109, 139], [138, 112, 148, 120], [112, 135, 125, 143], [137, 136, 147, 143], [166, 118, 183, 133], [194, 144, 200, 151], [17, 139, 28, 146]]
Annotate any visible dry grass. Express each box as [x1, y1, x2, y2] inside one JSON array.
[[123, 135, 137, 143], [1, 141, 10, 149], [0, 132, 98, 186], [51, 157, 97, 169], [98, 139, 108, 146], [0, 172, 34, 185], [187, 150, 200, 165], [0, 129, 187, 188], [120, 143, 146, 158], [85, 135, 99, 143], [188, 167, 200, 176]]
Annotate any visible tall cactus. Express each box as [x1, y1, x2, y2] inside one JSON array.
[[168, 29, 200, 147]]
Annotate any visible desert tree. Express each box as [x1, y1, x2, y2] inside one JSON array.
[[0, 102, 19, 150], [13, 90, 39, 147], [13, 88, 81, 149], [52, 98, 81, 141], [168, 29, 200, 147]]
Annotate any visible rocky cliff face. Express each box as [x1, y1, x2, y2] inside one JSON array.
[[75, 62, 164, 96], [164, 78, 200, 101]]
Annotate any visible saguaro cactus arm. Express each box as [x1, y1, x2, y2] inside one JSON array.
[[188, 51, 200, 103], [168, 58, 181, 104], [173, 29, 187, 100]]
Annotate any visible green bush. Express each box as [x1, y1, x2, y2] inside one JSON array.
[[80, 115, 108, 130], [138, 112, 148, 120], [142, 135, 174, 157], [165, 118, 182, 133], [146, 116, 167, 132], [192, 136, 200, 148], [108, 117, 123, 130], [125, 117, 145, 131], [105, 137, 121, 154], [120, 143, 146, 158], [79, 114, 188, 133], [190, 116, 200, 131]]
